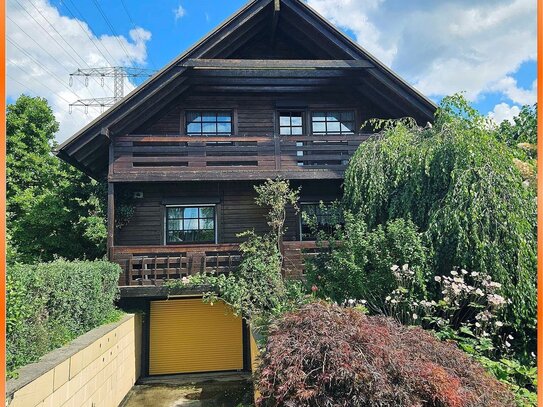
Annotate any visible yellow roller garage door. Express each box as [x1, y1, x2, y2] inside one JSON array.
[[149, 298, 243, 375]]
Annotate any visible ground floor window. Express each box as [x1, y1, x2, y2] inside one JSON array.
[[166, 205, 216, 244], [300, 202, 342, 241]]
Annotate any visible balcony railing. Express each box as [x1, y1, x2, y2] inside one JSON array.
[[111, 133, 370, 180], [112, 241, 322, 286]]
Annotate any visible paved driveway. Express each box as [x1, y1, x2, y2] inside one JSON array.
[[120, 373, 253, 407]]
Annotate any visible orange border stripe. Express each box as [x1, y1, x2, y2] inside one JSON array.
[[537, 0, 542, 404], [0, 0, 6, 402]]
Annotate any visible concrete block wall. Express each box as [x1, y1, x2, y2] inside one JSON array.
[[7, 314, 142, 407]]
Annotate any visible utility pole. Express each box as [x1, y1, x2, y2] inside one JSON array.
[[69, 67, 155, 113]]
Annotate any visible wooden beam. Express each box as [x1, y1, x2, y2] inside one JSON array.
[[190, 68, 352, 78], [182, 59, 374, 69], [270, 0, 280, 45], [107, 140, 115, 260], [192, 85, 338, 93]]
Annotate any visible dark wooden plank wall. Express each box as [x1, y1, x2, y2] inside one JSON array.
[[115, 179, 342, 246], [133, 91, 372, 136]]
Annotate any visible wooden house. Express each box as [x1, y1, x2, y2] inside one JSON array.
[[57, 0, 436, 377]]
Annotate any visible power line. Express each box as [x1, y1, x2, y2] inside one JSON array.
[[61, 0, 119, 67], [89, 0, 140, 68], [69, 67, 154, 112], [7, 37, 89, 100], [7, 63, 97, 117], [7, 69, 70, 105], [9, 0, 114, 95], [119, 0, 157, 70], [7, 15, 78, 77]]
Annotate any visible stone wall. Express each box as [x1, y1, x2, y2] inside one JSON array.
[[7, 314, 142, 407]]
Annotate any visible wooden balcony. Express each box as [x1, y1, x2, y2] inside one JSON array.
[[112, 241, 321, 286], [110, 133, 370, 182]]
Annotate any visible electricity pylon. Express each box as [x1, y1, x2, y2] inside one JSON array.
[[69, 67, 155, 113]]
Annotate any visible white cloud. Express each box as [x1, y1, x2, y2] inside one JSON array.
[[488, 102, 521, 124], [174, 5, 186, 22], [6, 0, 152, 143], [307, 0, 536, 102]]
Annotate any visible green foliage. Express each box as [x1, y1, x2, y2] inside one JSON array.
[[496, 104, 537, 147], [184, 231, 284, 321], [7, 259, 122, 377], [171, 178, 310, 335], [254, 178, 299, 257], [7, 95, 107, 263], [306, 216, 428, 308], [437, 329, 537, 406], [342, 94, 536, 353]]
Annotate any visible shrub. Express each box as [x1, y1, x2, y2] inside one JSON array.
[[256, 302, 515, 407], [306, 216, 428, 308], [343, 95, 536, 354], [7, 259, 122, 377], [172, 178, 310, 334]]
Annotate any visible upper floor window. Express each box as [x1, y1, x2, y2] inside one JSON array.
[[166, 205, 216, 244], [186, 111, 232, 136], [279, 111, 304, 135], [311, 111, 355, 135]]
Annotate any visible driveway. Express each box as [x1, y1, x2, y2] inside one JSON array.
[[120, 373, 254, 407]]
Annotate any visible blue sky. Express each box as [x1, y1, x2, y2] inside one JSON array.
[[7, 0, 537, 141]]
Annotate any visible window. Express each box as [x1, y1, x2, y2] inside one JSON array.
[[279, 111, 304, 135], [166, 206, 216, 244], [300, 203, 342, 241], [185, 111, 232, 136], [311, 111, 355, 135]]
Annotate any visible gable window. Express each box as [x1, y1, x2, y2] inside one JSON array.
[[279, 111, 304, 135], [300, 202, 342, 241], [166, 205, 216, 244], [186, 111, 232, 136], [311, 111, 355, 135]]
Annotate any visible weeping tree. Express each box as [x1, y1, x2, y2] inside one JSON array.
[[343, 95, 536, 353]]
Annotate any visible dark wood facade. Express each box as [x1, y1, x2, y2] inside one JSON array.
[[56, 0, 436, 289]]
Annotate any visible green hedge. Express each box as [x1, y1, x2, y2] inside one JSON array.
[[7, 259, 122, 377]]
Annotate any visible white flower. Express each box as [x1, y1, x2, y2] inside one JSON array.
[[475, 288, 484, 296], [488, 294, 506, 306], [471, 271, 479, 277], [450, 270, 458, 276], [475, 322, 481, 328], [391, 265, 399, 271], [461, 269, 468, 275], [489, 282, 502, 289], [385, 296, 391, 302], [412, 314, 418, 320], [434, 276, 442, 282], [402, 264, 409, 271], [507, 334, 514, 340], [348, 299, 355, 306], [505, 341, 511, 348], [360, 300, 367, 304], [531, 352, 536, 359], [391, 299, 398, 304], [495, 321, 503, 327], [181, 276, 189, 285]]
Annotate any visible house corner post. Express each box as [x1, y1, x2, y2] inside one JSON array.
[[107, 134, 115, 262]]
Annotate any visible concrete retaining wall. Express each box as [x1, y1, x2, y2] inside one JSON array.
[[7, 314, 142, 407]]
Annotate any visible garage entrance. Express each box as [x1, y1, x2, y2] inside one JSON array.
[[149, 298, 244, 375]]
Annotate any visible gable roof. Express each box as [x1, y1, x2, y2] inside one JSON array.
[[56, 0, 437, 179]]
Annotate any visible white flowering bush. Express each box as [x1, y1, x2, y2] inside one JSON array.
[[355, 264, 513, 355]]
